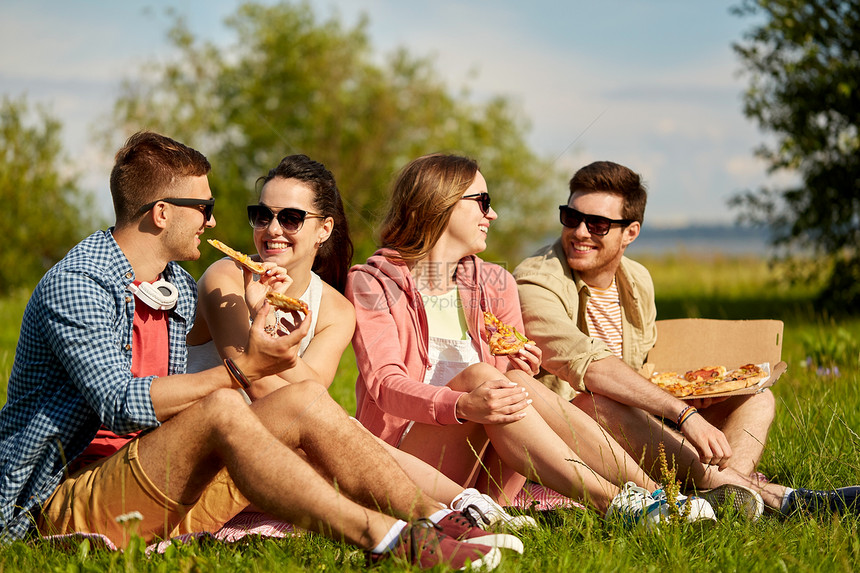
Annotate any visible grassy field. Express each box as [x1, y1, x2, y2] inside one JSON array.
[[1, 254, 859, 571]]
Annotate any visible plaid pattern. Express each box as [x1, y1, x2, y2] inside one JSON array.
[[0, 230, 197, 541]]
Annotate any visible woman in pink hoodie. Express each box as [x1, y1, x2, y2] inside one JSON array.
[[347, 154, 716, 526]]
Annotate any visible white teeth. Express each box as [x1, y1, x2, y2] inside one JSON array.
[[266, 241, 291, 249], [573, 244, 594, 252]]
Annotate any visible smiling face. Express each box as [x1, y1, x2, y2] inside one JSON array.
[[561, 190, 639, 288], [253, 177, 333, 274], [439, 171, 498, 259], [162, 174, 216, 262]]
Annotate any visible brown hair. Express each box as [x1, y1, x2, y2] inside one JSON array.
[[110, 131, 211, 227], [256, 154, 353, 293], [568, 161, 647, 223], [379, 154, 479, 262]]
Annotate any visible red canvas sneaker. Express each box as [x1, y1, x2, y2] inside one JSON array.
[[435, 510, 524, 553], [370, 519, 502, 570]]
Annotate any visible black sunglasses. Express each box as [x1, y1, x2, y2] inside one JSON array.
[[461, 192, 491, 215], [558, 205, 634, 236], [139, 197, 215, 220], [247, 204, 325, 233]]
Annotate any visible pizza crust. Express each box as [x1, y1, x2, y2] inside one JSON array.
[[207, 239, 266, 274], [265, 291, 309, 315]]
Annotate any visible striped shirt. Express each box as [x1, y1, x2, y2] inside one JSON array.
[[585, 278, 623, 358]]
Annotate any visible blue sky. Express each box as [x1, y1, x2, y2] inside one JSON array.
[[1, 0, 790, 226]]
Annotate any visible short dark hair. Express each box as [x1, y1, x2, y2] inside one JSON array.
[[257, 154, 353, 293], [568, 161, 647, 223], [110, 131, 211, 227]]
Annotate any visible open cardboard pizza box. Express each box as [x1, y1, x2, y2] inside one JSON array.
[[638, 318, 788, 399]]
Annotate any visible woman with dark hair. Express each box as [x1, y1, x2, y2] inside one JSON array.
[[347, 153, 717, 527], [186, 154, 533, 543], [187, 154, 355, 393]]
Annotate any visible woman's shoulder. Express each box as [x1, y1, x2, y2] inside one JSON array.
[[315, 280, 356, 335], [319, 281, 355, 316]]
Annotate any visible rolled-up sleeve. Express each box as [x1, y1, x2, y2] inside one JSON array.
[[516, 271, 613, 400]]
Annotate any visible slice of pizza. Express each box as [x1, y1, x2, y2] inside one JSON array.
[[483, 311, 535, 356], [207, 239, 266, 274], [683, 365, 727, 384], [649, 371, 696, 397], [724, 363, 769, 388], [265, 291, 309, 315]]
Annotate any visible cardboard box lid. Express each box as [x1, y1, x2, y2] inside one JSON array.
[[646, 318, 784, 371]]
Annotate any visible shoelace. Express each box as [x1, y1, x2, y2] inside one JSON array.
[[462, 503, 492, 526], [407, 519, 442, 560]]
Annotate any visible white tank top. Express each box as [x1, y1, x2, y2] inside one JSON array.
[[187, 272, 323, 373]]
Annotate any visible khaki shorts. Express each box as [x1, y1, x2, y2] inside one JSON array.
[[38, 437, 249, 548]]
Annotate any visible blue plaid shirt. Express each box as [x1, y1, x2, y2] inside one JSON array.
[[0, 230, 196, 541]]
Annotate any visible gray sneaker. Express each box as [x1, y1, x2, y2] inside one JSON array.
[[698, 484, 764, 520]]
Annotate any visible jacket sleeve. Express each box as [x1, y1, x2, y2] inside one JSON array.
[[347, 269, 464, 427], [515, 270, 613, 396]]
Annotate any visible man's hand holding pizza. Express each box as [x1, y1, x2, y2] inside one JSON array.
[[233, 301, 311, 384], [583, 357, 734, 468]]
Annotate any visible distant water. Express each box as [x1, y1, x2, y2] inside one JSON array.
[[626, 225, 773, 256]]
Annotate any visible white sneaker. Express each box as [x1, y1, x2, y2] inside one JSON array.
[[451, 488, 538, 531], [606, 482, 717, 529]]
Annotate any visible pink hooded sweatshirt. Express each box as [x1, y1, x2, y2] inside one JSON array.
[[346, 248, 527, 446]]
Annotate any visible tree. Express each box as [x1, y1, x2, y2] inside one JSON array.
[[109, 1, 561, 277], [0, 96, 98, 292], [731, 0, 860, 311]]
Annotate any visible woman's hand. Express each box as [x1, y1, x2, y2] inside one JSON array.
[[239, 302, 311, 379], [243, 263, 293, 319], [455, 379, 532, 424], [507, 344, 542, 376]]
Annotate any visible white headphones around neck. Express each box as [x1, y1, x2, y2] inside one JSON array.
[[127, 279, 178, 310]]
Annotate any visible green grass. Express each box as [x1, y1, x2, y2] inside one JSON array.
[[2, 254, 860, 571]]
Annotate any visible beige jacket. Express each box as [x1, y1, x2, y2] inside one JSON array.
[[513, 239, 657, 401]]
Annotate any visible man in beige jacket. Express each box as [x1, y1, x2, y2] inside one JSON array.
[[513, 161, 830, 518]]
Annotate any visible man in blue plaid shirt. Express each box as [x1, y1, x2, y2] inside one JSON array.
[[0, 132, 508, 569]]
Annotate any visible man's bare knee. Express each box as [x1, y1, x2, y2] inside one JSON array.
[[262, 380, 344, 420], [196, 388, 254, 433]]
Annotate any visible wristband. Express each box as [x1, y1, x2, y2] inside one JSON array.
[[676, 405, 698, 429], [223, 358, 250, 389]]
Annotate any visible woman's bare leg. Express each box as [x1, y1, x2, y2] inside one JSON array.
[[510, 369, 657, 490], [399, 364, 622, 513]]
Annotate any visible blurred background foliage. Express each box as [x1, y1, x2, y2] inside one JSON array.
[[731, 0, 860, 313], [3, 0, 860, 314], [105, 1, 563, 277], [0, 95, 101, 292]]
